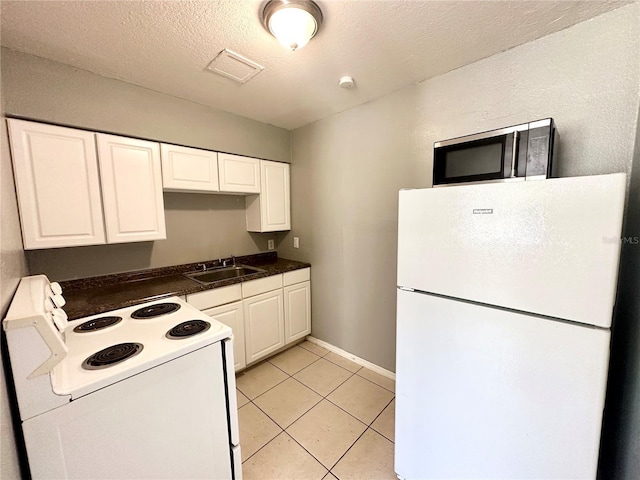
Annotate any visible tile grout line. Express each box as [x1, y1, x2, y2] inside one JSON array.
[[240, 367, 365, 470], [367, 396, 395, 443], [322, 355, 363, 376], [237, 343, 395, 474], [236, 351, 321, 401], [286, 370, 395, 472], [240, 360, 326, 465], [240, 421, 284, 465], [297, 341, 332, 358], [251, 377, 324, 433], [268, 351, 323, 377], [304, 366, 357, 398], [279, 430, 331, 476], [353, 370, 396, 394], [327, 425, 371, 474], [280, 373, 368, 475]]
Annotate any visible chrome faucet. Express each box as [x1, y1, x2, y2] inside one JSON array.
[[196, 263, 207, 272]]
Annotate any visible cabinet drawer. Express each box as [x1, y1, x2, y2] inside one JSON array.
[[242, 274, 283, 298], [187, 284, 242, 310], [283, 268, 310, 286]]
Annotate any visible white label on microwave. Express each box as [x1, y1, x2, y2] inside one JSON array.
[[473, 209, 494, 214]]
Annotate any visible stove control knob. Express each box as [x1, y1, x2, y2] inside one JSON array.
[[49, 282, 63, 295], [52, 309, 69, 331], [51, 294, 66, 308]]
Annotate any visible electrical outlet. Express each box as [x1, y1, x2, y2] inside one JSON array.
[[293, 237, 300, 249], [268, 239, 275, 250]]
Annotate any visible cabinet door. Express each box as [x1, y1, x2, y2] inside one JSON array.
[[246, 160, 291, 232], [284, 281, 311, 344], [204, 301, 246, 371], [7, 119, 106, 249], [160, 144, 219, 193], [96, 134, 166, 243], [244, 290, 284, 364], [218, 153, 260, 194]]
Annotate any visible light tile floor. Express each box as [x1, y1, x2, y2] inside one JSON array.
[[236, 341, 396, 480]]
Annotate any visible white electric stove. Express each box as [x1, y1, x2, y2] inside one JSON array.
[[3, 275, 242, 480]]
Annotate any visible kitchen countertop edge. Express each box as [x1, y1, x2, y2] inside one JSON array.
[[60, 252, 310, 320]]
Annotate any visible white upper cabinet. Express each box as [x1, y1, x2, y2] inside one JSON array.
[[7, 119, 106, 249], [161, 144, 219, 193], [218, 153, 261, 194], [96, 134, 166, 243], [246, 160, 291, 232]]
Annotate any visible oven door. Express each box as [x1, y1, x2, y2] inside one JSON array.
[[22, 342, 234, 480], [433, 128, 527, 186]]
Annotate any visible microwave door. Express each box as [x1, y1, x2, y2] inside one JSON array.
[[433, 133, 515, 185]]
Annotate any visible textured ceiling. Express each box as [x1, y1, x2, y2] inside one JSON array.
[[0, 0, 631, 130]]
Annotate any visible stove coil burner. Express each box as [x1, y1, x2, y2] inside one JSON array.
[[73, 316, 123, 333], [131, 302, 181, 319], [166, 320, 211, 340], [82, 343, 143, 370]]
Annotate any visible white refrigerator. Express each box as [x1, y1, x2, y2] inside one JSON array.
[[395, 173, 626, 480]]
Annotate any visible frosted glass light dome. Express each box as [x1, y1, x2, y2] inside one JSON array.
[[262, 1, 323, 52]]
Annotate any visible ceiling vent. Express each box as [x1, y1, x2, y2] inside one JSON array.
[[206, 49, 265, 84]]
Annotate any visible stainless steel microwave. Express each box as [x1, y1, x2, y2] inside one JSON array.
[[433, 118, 556, 186]]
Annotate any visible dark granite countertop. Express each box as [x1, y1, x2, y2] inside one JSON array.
[[61, 252, 310, 320]]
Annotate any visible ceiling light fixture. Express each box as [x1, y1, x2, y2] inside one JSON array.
[[262, 0, 323, 52]]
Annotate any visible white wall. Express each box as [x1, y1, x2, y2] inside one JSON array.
[[279, 5, 640, 374]]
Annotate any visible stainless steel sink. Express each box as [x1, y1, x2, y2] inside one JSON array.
[[185, 265, 265, 284]]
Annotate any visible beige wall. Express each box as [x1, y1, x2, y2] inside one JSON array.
[[0, 48, 292, 472], [2, 48, 290, 162], [599, 102, 640, 477], [2, 49, 292, 280], [279, 5, 640, 373], [1, 95, 29, 478]]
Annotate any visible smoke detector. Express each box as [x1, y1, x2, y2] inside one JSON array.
[[339, 76, 355, 89]]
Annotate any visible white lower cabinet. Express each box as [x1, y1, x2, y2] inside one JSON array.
[[243, 290, 285, 364], [187, 269, 310, 370], [284, 282, 311, 344], [204, 301, 246, 372]]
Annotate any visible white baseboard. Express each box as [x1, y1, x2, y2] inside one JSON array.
[[305, 336, 396, 380]]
